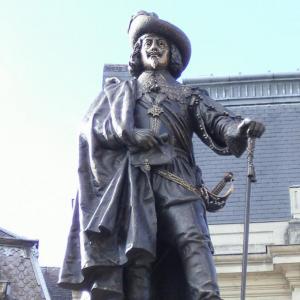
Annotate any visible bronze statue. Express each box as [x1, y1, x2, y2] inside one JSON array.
[[59, 11, 265, 300]]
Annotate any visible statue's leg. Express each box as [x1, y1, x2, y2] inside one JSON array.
[[123, 258, 152, 300], [159, 201, 222, 300], [89, 266, 124, 300]]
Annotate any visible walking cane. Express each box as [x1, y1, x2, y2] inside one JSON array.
[[240, 137, 256, 300]]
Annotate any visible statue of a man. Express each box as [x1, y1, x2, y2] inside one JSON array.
[[59, 11, 265, 300]]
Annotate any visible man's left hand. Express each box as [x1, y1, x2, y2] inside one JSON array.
[[237, 118, 265, 138]]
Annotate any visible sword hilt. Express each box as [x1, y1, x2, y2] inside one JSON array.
[[247, 137, 256, 182], [211, 172, 234, 195]]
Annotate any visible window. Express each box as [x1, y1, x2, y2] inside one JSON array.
[[290, 186, 300, 218]]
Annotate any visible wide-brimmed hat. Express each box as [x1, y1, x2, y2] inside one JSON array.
[[128, 11, 191, 71]]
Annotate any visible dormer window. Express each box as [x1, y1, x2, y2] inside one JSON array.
[[290, 185, 300, 218]]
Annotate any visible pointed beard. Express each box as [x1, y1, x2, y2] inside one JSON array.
[[150, 56, 159, 69]]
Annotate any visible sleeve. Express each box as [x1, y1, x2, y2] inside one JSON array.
[[189, 88, 247, 157]]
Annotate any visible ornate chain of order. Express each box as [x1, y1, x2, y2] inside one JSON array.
[[145, 73, 164, 134]]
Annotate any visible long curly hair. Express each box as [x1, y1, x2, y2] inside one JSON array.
[[128, 35, 184, 79]]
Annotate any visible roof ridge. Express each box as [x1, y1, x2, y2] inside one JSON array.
[[0, 226, 21, 239]]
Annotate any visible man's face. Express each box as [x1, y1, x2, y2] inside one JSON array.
[[140, 34, 170, 71]]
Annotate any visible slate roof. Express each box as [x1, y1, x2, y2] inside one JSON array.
[[42, 267, 72, 300], [102, 64, 300, 225], [0, 228, 72, 299], [0, 227, 49, 300], [192, 102, 300, 224]]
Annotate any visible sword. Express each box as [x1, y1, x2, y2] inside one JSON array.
[[241, 137, 256, 300], [154, 169, 234, 212]]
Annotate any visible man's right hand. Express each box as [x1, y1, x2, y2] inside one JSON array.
[[130, 129, 168, 150]]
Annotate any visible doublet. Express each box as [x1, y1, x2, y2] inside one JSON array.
[[135, 84, 193, 150]]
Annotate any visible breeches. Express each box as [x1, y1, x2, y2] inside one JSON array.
[[90, 201, 221, 300], [152, 200, 221, 300]]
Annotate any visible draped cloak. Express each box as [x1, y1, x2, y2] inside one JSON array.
[[58, 77, 247, 294]]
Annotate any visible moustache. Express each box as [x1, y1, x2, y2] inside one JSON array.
[[147, 51, 162, 57]]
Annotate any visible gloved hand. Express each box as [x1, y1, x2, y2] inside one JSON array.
[[224, 118, 265, 157], [129, 129, 169, 150], [237, 118, 265, 138]]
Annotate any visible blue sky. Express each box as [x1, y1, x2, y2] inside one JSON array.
[[1, 0, 300, 266]]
